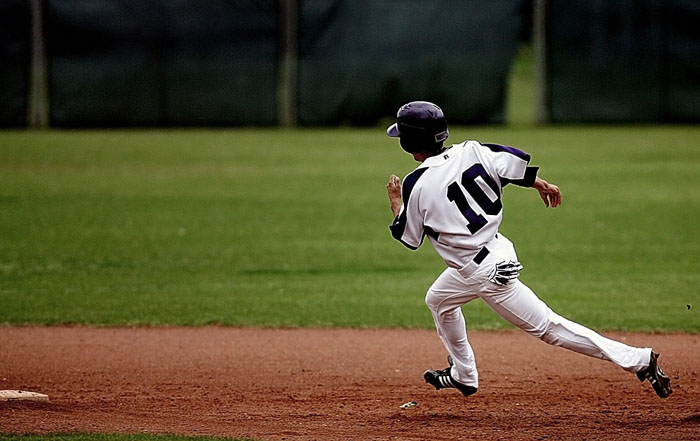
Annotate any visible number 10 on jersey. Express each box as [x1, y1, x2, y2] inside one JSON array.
[[446, 164, 502, 234]]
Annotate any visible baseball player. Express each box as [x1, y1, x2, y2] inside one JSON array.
[[385, 101, 672, 399]]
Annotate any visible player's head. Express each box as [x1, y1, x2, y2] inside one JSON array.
[[386, 101, 449, 155]]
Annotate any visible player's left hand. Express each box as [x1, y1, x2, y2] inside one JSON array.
[[533, 177, 562, 208]]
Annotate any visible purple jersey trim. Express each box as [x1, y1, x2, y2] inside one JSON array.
[[482, 143, 531, 163], [500, 166, 539, 188]]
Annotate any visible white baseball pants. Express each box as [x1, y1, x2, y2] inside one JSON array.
[[425, 233, 652, 388]]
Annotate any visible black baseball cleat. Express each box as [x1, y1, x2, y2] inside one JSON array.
[[636, 351, 672, 399], [423, 355, 477, 397]]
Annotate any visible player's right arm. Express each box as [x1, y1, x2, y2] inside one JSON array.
[[532, 177, 562, 207], [387, 168, 428, 250]]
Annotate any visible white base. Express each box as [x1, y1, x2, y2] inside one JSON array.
[[0, 390, 49, 402]]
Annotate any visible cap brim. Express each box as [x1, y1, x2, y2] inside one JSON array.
[[386, 123, 400, 137]]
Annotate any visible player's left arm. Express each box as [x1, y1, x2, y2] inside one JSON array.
[[481, 143, 561, 208], [532, 176, 562, 208]]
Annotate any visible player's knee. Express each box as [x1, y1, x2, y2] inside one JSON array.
[[539, 327, 557, 344], [537, 312, 565, 345], [425, 290, 440, 312], [425, 289, 454, 316], [517, 312, 555, 341]]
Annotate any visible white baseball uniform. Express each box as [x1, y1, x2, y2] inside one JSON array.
[[390, 140, 651, 388]]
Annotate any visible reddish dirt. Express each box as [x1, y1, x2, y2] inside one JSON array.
[[1, 327, 699, 440]]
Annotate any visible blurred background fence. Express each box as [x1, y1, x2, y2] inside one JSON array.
[[546, 0, 700, 123], [1, 0, 699, 128]]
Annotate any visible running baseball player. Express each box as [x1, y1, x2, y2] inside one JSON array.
[[385, 101, 672, 399]]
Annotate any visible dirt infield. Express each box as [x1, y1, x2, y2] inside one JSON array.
[[1, 327, 698, 440]]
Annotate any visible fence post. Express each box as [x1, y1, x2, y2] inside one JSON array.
[[27, 0, 50, 128], [278, 0, 299, 127], [533, 0, 550, 124]]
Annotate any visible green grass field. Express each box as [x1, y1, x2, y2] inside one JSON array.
[[1, 125, 698, 331]]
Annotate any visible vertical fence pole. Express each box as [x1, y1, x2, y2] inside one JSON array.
[[533, 0, 550, 124], [278, 0, 299, 127], [27, 0, 50, 128]]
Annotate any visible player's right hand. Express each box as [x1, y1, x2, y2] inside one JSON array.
[[387, 175, 402, 217]]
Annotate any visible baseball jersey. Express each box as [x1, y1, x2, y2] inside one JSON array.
[[390, 140, 539, 268]]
